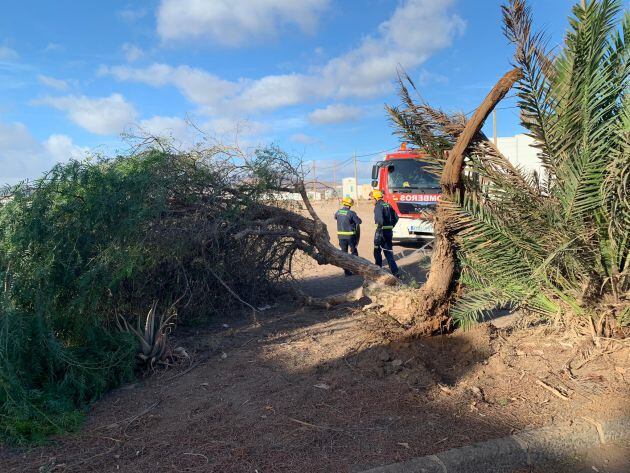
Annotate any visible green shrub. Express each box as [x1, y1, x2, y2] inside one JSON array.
[[0, 147, 295, 443]]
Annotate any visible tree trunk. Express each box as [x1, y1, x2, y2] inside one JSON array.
[[241, 188, 399, 287], [296, 184, 400, 286], [408, 68, 523, 332]]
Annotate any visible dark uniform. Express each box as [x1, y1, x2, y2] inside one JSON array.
[[374, 200, 399, 276], [334, 206, 362, 276]]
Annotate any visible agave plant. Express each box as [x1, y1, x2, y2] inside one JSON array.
[[390, 0, 629, 334], [117, 300, 177, 366]]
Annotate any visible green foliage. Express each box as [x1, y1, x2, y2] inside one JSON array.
[[0, 147, 295, 443], [390, 0, 629, 329], [450, 0, 629, 328]]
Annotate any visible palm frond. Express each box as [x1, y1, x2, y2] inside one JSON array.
[[389, 0, 628, 330]]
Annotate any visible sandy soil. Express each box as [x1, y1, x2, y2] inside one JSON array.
[[295, 200, 430, 297], [2, 306, 627, 473], [1, 201, 628, 473]]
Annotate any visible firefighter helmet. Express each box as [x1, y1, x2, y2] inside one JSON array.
[[341, 196, 354, 207], [371, 189, 383, 200]]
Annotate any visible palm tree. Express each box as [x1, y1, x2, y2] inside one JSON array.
[[389, 0, 628, 335]]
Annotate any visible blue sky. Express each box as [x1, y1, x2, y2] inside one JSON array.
[[1, 0, 577, 185]]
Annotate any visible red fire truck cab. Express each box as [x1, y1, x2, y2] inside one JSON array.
[[371, 143, 440, 242]]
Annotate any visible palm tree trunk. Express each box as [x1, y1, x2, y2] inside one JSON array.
[[408, 68, 523, 334]]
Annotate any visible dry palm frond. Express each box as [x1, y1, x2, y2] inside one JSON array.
[[389, 0, 629, 333], [452, 0, 629, 330]]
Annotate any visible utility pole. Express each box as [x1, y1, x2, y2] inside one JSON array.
[[332, 160, 336, 194], [493, 109, 497, 145], [353, 152, 358, 200], [312, 160, 316, 194]]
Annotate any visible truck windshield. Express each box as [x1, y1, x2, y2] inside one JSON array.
[[386, 159, 439, 190]]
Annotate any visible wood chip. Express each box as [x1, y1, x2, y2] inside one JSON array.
[[535, 379, 569, 400], [288, 417, 344, 432]]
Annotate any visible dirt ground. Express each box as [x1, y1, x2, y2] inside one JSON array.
[[1, 201, 628, 473], [294, 200, 431, 297]]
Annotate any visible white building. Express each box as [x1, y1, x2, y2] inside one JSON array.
[[358, 183, 374, 200], [342, 177, 358, 200], [495, 134, 545, 178]]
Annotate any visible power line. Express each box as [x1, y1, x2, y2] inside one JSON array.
[[315, 156, 353, 171], [312, 146, 397, 171], [463, 93, 519, 116], [354, 146, 398, 158]]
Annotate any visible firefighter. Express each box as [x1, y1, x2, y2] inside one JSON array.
[[371, 190, 399, 276], [334, 196, 362, 276]]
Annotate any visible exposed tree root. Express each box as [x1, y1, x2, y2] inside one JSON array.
[[293, 285, 367, 309]]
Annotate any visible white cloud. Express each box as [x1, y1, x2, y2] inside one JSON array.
[[122, 43, 144, 62], [0, 122, 43, 184], [157, 0, 329, 46], [138, 116, 193, 144], [231, 74, 322, 112], [43, 42, 64, 53], [234, 0, 464, 107], [44, 134, 88, 162], [105, 0, 464, 115], [36, 94, 138, 135], [205, 117, 266, 136], [0, 122, 85, 185], [37, 74, 69, 91], [318, 0, 465, 98], [290, 133, 318, 145], [100, 64, 238, 112], [0, 45, 18, 61], [136, 115, 267, 148], [118, 7, 147, 22], [308, 104, 362, 125]]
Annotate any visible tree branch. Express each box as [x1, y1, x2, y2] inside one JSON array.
[[441, 68, 523, 192]]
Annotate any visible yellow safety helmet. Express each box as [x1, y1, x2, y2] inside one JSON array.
[[341, 196, 354, 207], [371, 189, 383, 200]]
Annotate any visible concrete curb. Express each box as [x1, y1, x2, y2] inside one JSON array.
[[360, 416, 630, 473]]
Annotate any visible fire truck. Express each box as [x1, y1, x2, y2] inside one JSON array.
[[370, 143, 440, 242]]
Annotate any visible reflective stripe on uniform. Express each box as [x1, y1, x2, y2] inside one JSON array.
[[381, 225, 393, 230], [337, 231, 355, 235]]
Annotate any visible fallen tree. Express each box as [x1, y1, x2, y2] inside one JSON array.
[[236, 185, 398, 287], [0, 143, 398, 443], [389, 0, 629, 336], [361, 0, 628, 338]]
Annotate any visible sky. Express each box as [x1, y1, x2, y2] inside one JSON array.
[[0, 0, 578, 185]]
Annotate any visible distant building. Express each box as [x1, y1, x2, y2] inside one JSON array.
[[495, 134, 545, 178], [358, 183, 373, 200], [342, 177, 357, 200], [265, 191, 302, 201], [324, 188, 337, 200], [306, 191, 322, 201]]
